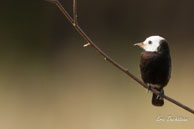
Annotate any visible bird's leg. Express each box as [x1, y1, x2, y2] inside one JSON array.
[[159, 89, 164, 100], [146, 84, 152, 93], [156, 89, 164, 100]]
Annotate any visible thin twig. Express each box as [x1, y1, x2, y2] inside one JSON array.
[[73, 0, 78, 26], [47, 0, 194, 115]]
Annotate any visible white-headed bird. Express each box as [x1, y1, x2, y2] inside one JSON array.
[[135, 36, 171, 106]]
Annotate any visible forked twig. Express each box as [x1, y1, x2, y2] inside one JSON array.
[[47, 0, 194, 114]]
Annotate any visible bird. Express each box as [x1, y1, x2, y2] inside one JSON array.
[[134, 35, 171, 106]]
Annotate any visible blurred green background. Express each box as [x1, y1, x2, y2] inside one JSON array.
[[0, 0, 194, 129]]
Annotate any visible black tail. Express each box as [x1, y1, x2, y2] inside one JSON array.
[[152, 91, 164, 106]]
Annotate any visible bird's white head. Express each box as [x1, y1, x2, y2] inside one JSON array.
[[134, 36, 165, 52]]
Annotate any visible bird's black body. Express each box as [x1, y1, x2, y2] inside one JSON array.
[[140, 40, 171, 106]]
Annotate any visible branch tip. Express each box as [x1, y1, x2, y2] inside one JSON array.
[[73, 0, 78, 24], [83, 43, 90, 47], [73, 23, 76, 27]]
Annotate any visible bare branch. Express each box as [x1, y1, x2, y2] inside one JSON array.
[[73, 0, 78, 26], [47, 0, 194, 114], [47, 0, 74, 24]]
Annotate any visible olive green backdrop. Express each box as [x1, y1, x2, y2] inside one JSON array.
[[0, 0, 194, 129]]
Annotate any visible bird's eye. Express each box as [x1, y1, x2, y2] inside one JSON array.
[[148, 41, 152, 44]]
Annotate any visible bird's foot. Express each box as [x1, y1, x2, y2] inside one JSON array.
[[146, 84, 152, 93], [156, 89, 164, 100]]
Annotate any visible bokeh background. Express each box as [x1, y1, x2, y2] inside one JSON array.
[[0, 0, 194, 129]]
